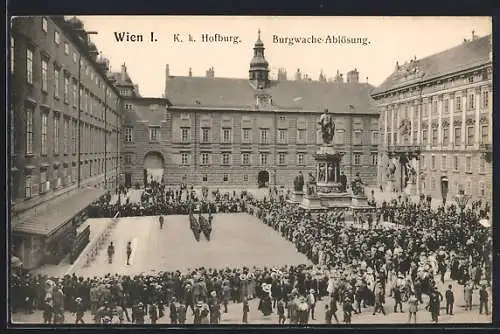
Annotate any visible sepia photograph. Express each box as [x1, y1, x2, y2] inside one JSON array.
[[8, 15, 492, 326]]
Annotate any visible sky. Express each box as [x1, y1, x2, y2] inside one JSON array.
[[77, 16, 492, 98]]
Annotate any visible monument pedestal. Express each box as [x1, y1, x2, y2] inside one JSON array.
[[287, 190, 304, 204], [298, 145, 375, 214]]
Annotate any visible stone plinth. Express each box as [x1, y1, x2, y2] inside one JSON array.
[[287, 191, 304, 204], [300, 194, 325, 210]]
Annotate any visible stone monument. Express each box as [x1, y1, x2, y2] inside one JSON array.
[[300, 108, 372, 212]]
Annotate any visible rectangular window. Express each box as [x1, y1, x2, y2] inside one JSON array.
[[223, 174, 229, 182], [371, 153, 378, 165], [260, 128, 269, 144], [479, 158, 486, 174], [202, 174, 208, 182], [466, 157, 472, 172], [297, 129, 306, 143], [181, 153, 189, 165], [41, 113, 48, 155], [431, 155, 436, 170], [72, 82, 77, 107], [422, 130, 428, 145], [124, 153, 132, 164], [468, 93, 475, 110], [72, 165, 77, 181], [353, 131, 362, 145], [63, 118, 69, 154], [278, 152, 286, 165], [222, 153, 230, 165], [482, 91, 489, 108], [80, 88, 84, 111], [64, 76, 69, 103], [455, 96, 462, 112], [53, 115, 59, 154], [481, 125, 488, 144], [431, 128, 438, 146], [201, 128, 209, 143], [25, 107, 33, 154], [354, 153, 361, 165], [41, 59, 48, 92], [454, 156, 459, 171], [466, 126, 474, 146], [181, 128, 189, 142], [222, 128, 232, 143], [201, 153, 209, 165], [242, 128, 250, 142], [421, 155, 426, 169], [297, 153, 304, 165], [242, 153, 250, 165], [442, 127, 449, 146], [40, 170, 47, 184], [371, 131, 379, 145], [25, 175, 32, 198], [54, 30, 60, 45], [454, 127, 461, 145], [278, 129, 287, 144], [42, 17, 48, 32], [432, 100, 438, 114], [258, 152, 267, 165], [443, 99, 449, 114], [53, 67, 60, 98], [441, 155, 447, 170], [72, 120, 77, 153], [149, 127, 159, 142], [336, 130, 345, 145], [26, 49, 33, 84]]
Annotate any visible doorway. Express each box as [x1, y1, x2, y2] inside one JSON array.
[[257, 170, 269, 188]]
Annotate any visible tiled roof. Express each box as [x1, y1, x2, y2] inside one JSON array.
[[165, 77, 377, 114], [372, 35, 491, 95], [108, 71, 134, 87], [12, 188, 106, 236]]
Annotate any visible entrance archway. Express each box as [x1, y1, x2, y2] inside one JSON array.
[[257, 170, 269, 188], [143, 151, 165, 186]]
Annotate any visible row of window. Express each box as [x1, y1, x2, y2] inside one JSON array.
[[385, 91, 490, 123], [124, 152, 377, 166], [422, 178, 488, 198], [22, 158, 117, 199], [386, 124, 489, 147], [22, 106, 117, 156], [124, 127, 380, 145], [421, 154, 488, 174]]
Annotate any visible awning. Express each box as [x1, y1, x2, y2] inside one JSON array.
[[12, 187, 106, 237]]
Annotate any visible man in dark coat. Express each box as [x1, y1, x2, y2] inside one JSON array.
[[340, 172, 348, 192], [169, 298, 178, 324], [445, 284, 454, 315]]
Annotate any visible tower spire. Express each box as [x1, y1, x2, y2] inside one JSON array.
[[249, 29, 269, 88]]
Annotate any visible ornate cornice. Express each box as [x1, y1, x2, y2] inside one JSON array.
[[480, 116, 489, 125], [442, 119, 449, 127], [453, 119, 462, 127], [431, 120, 439, 129], [465, 118, 476, 126]]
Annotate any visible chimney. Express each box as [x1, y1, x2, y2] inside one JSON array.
[[206, 66, 215, 79], [295, 68, 302, 81], [346, 68, 359, 83], [472, 30, 478, 41], [334, 70, 343, 83], [121, 63, 127, 81], [165, 64, 170, 77], [277, 68, 287, 81], [188, 67, 192, 77]]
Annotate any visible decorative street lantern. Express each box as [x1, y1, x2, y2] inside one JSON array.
[[455, 189, 471, 213]]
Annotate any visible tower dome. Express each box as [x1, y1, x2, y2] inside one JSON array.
[[249, 29, 270, 87]]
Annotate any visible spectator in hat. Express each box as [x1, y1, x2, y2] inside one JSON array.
[[242, 297, 250, 324], [42, 297, 53, 324], [407, 292, 418, 324], [74, 297, 85, 324], [169, 297, 178, 324], [221, 281, 231, 313], [445, 284, 454, 315], [177, 302, 187, 325], [343, 296, 353, 324], [132, 302, 145, 324], [464, 282, 473, 311], [391, 284, 403, 313], [307, 289, 316, 320], [277, 299, 286, 324], [479, 284, 489, 315]]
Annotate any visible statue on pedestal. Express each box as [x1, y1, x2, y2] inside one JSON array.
[[318, 108, 335, 145], [307, 172, 317, 195], [351, 172, 365, 196]]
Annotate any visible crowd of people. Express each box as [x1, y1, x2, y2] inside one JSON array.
[[11, 185, 492, 325]]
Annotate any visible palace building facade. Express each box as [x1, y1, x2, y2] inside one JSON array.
[[372, 32, 492, 201], [120, 32, 380, 188], [10, 16, 123, 269]]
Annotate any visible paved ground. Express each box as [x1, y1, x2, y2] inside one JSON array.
[[74, 213, 310, 276]]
